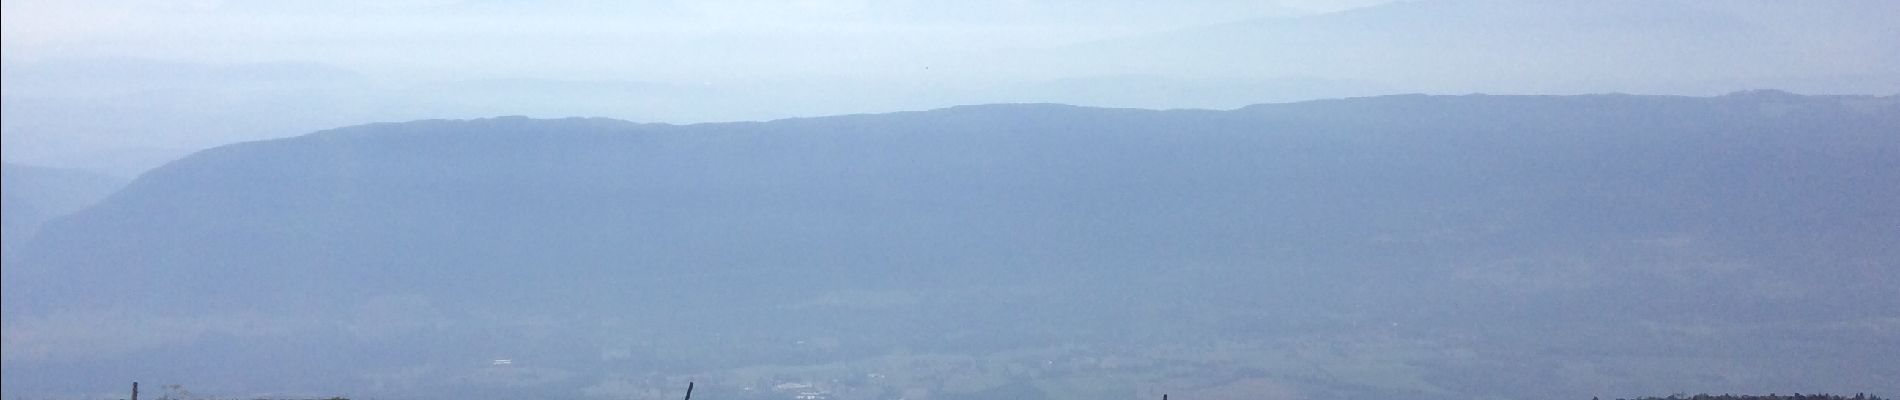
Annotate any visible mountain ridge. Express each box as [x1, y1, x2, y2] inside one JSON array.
[[6, 92, 1898, 399]]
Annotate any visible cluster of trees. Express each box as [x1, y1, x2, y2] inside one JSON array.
[[1612, 394, 1887, 400]]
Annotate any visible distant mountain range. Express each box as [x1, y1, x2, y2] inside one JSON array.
[[0, 163, 124, 262], [1040, 0, 1900, 95], [7, 0, 1898, 176], [5, 92, 1898, 399]]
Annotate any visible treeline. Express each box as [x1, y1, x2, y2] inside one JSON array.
[[1612, 394, 1886, 400]]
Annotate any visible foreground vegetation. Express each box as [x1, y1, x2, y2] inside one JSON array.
[[66, 392, 1892, 400], [1619, 395, 1887, 400]]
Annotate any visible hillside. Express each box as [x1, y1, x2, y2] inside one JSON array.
[[5, 93, 1898, 399], [0, 163, 125, 262]]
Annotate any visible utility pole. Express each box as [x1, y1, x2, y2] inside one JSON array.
[[132, 382, 139, 400]]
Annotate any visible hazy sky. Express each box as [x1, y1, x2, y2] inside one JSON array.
[[1, 0, 1396, 81]]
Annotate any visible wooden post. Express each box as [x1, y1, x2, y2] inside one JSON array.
[[132, 382, 139, 400], [683, 381, 693, 400]]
